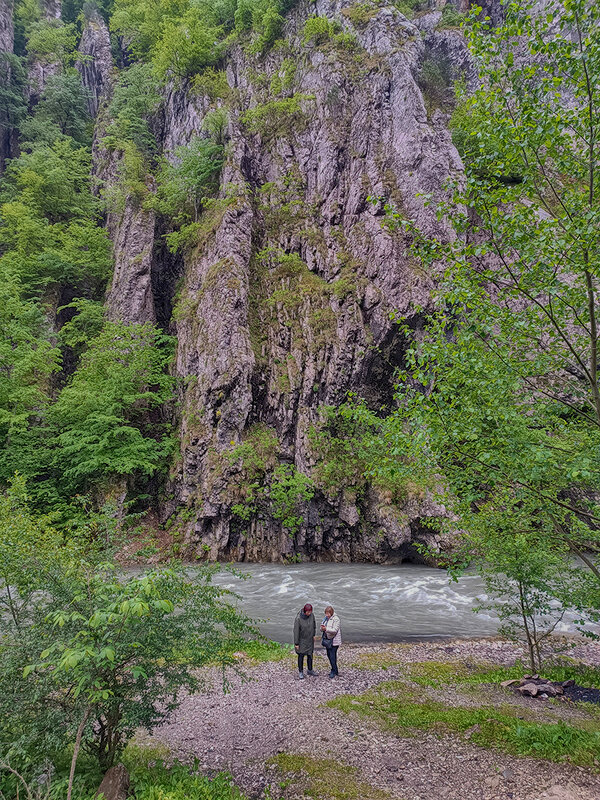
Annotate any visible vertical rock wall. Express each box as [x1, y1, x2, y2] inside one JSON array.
[[0, 0, 15, 174], [89, 0, 474, 562]]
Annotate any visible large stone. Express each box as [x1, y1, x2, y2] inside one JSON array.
[[95, 764, 130, 800]]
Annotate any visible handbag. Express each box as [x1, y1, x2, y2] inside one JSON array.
[[321, 618, 334, 649]]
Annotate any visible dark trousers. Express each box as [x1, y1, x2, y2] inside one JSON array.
[[326, 645, 339, 675], [298, 653, 313, 672]]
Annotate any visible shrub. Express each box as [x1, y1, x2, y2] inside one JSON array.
[[0, 483, 258, 778], [302, 16, 340, 44], [241, 94, 314, 139], [439, 4, 465, 29]]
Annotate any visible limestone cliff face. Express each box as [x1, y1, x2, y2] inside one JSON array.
[[0, 0, 14, 174], [91, 0, 474, 562]]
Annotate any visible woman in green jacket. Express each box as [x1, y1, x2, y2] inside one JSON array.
[[293, 603, 316, 679]]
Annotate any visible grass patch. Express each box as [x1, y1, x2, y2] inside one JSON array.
[[352, 657, 600, 691], [328, 682, 600, 767], [268, 753, 393, 800], [404, 660, 600, 690], [233, 639, 294, 664], [124, 744, 249, 799]]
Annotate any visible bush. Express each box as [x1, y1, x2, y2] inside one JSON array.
[[302, 16, 340, 44], [439, 4, 465, 29], [0, 483, 259, 777], [241, 94, 314, 138]]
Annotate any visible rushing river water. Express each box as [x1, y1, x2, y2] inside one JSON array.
[[213, 562, 502, 643]]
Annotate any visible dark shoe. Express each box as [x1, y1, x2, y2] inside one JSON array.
[[307, 669, 317, 676], [328, 670, 336, 679], [298, 671, 305, 680]]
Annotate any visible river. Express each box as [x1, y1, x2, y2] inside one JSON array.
[[214, 562, 502, 643]]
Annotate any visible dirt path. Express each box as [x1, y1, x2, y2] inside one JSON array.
[[149, 639, 600, 800]]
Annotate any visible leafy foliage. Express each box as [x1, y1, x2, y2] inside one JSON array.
[[154, 137, 225, 224], [0, 481, 258, 777], [0, 53, 27, 143], [48, 322, 175, 493], [366, 0, 600, 662], [20, 70, 92, 146], [26, 19, 79, 69]]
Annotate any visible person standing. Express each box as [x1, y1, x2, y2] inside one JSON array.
[[321, 605, 342, 679], [293, 603, 317, 680]]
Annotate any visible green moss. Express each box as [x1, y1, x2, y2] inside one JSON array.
[[268, 753, 393, 800], [328, 682, 600, 767]]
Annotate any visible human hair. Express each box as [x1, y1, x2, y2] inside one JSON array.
[[324, 605, 334, 615]]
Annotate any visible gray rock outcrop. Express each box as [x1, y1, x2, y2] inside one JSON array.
[[0, 0, 15, 174], [76, 8, 113, 117], [94, 0, 474, 562]]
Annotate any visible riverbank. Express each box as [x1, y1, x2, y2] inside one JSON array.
[[141, 637, 600, 800]]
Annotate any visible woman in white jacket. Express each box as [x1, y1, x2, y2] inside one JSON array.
[[321, 605, 342, 678]]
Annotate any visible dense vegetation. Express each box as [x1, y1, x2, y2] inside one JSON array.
[[1, 0, 600, 796], [358, 0, 600, 668]]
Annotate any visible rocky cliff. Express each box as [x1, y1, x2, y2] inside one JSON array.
[[14, 0, 479, 562], [92, 0, 474, 563], [0, 0, 15, 173]]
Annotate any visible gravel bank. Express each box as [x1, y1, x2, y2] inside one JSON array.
[[149, 638, 600, 800]]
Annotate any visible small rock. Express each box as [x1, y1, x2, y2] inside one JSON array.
[[485, 775, 500, 789], [562, 679, 576, 688], [502, 767, 515, 781], [500, 679, 521, 687]]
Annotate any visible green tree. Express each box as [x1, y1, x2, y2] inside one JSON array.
[[48, 322, 175, 494], [103, 62, 162, 158], [154, 136, 224, 223], [0, 139, 111, 295], [152, 8, 223, 80], [0, 278, 59, 485], [367, 0, 600, 654], [20, 70, 91, 145], [26, 19, 79, 69], [0, 53, 27, 149], [0, 478, 257, 782]]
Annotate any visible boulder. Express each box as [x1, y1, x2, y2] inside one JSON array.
[[518, 683, 539, 696], [95, 764, 130, 800]]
